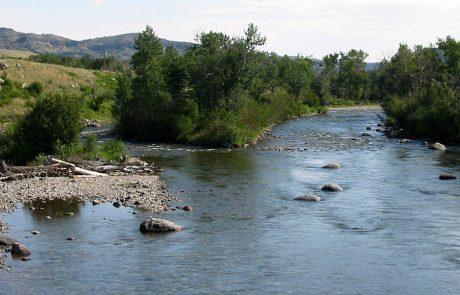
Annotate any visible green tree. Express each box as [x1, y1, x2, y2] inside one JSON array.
[[336, 49, 370, 100], [10, 94, 83, 163]]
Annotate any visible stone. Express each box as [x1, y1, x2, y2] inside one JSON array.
[[361, 133, 371, 137], [0, 235, 19, 246], [183, 205, 192, 212], [399, 139, 411, 143], [64, 212, 74, 216], [45, 216, 52, 219], [321, 183, 343, 192], [439, 173, 457, 180], [113, 201, 121, 208], [139, 218, 183, 234], [322, 163, 341, 169], [11, 243, 32, 256], [293, 195, 321, 202], [21, 257, 32, 261], [431, 142, 447, 151], [31, 231, 40, 235], [92, 199, 101, 206], [66, 237, 75, 241], [366, 127, 372, 130]]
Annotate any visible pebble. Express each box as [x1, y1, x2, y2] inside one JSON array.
[[31, 231, 40, 235], [66, 237, 75, 241], [113, 201, 121, 208], [183, 205, 192, 212]]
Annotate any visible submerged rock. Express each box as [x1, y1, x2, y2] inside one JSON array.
[[431, 142, 447, 151], [321, 183, 343, 192], [183, 205, 193, 212], [11, 242, 32, 256], [439, 173, 457, 180], [293, 195, 321, 202], [322, 163, 341, 169], [0, 235, 19, 245], [113, 201, 121, 208], [139, 218, 183, 233]]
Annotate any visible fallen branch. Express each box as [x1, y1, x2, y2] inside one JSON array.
[[50, 157, 107, 177]]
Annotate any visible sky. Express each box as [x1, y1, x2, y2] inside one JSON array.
[[1, 0, 460, 61]]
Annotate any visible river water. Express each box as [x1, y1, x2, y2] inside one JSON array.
[[1, 109, 460, 294]]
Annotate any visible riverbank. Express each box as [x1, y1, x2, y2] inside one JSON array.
[[328, 104, 382, 111]]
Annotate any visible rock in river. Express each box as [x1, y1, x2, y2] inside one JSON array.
[[0, 235, 19, 245], [293, 195, 321, 202], [139, 218, 183, 233], [321, 183, 343, 192], [439, 173, 457, 180], [322, 163, 341, 169], [431, 142, 447, 151], [11, 242, 32, 256]]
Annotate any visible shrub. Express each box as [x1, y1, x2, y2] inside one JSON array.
[[100, 139, 127, 162], [27, 81, 44, 96], [9, 94, 83, 163]]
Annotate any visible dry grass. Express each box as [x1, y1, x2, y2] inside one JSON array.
[[0, 48, 35, 59], [0, 97, 33, 123], [1, 58, 99, 93]]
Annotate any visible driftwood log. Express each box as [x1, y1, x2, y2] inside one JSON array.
[[1, 157, 156, 182]]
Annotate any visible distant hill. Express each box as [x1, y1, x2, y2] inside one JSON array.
[[0, 27, 194, 60]]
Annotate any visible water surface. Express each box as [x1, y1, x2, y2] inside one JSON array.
[[1, 109, 460, 294]]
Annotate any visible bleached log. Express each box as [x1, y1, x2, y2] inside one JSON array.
[[50, 158, 107, 177]]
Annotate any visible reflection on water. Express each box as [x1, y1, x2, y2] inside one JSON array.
[[2, 109, 460, 294], [24, 198, 82, 219]]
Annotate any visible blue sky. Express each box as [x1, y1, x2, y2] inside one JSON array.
[[1, 0, 460, 61]]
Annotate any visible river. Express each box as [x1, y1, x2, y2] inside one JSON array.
[[1, 108, 460, 294]]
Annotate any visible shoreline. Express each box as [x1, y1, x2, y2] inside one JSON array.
[[328, 105, 382, 111], [0, 170, 176, 271]]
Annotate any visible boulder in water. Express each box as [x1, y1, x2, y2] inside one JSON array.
[[322, 163, 341, 169], [293, 195, 321, 202], [439, 173, 457, 180], [321, 183, 343, 192], [139, 218, 183, 233], [0, 235, 19, 245], [431, 142, 446, 151], [11, 242, 32, 256]]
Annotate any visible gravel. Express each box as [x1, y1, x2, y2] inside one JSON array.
[[0, 174, 176, 271]]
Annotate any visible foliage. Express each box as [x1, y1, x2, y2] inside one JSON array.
[[7, 94, 83, 163], [28, 53, 124, 71], [381, 37, 460, 142], [114, 24, 323, 147], [27, 81, 44, 96]]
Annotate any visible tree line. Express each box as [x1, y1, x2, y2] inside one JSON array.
[[376, 37, 460, 142], [28, 54, 125, 71], [113, 25, 383, 147]]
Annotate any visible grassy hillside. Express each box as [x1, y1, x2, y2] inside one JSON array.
[[0, 27, 194, 60], [1, 58, 101, 92], [0, 58, 116, 124], [0, 48, 35, 58]]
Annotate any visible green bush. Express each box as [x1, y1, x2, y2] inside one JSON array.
[[100, 139, 127, 162], [27, 81, 44, 96], [9, 94, 83, 163]]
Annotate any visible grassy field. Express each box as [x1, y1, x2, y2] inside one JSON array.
[[0, 48, 35, 59], [1, 54, 116, 124], [1, 57, 101, 92]]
